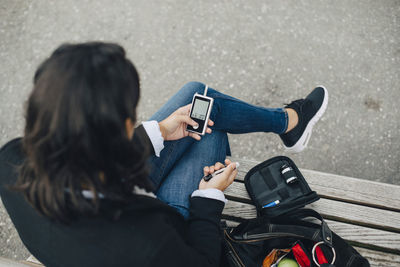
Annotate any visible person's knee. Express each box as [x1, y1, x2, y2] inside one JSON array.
[[180, 81, 206, 96]]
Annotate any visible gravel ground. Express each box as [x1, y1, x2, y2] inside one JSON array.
[[0, 0, 399, 260]]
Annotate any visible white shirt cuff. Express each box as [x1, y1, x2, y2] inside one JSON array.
[[142, 121, 164, 157], [191, 188, 228, 204]]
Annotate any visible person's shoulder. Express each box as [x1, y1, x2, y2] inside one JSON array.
[[0, 138, 24, 164], [0, 138, 24, 186], [0, 137, 23, 158]]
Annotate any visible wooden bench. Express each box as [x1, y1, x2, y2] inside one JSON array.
[[3, 158, 400, 266], [223, 158, 400, 267]]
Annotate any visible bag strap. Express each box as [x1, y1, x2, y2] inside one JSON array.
[[276, 209, 333, 247], [286, 209, 324, 222]]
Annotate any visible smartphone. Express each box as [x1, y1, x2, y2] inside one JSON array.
[[186, 93, 214, 135]]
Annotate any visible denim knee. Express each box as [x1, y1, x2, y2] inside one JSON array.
[[180, 81, 206, 96]]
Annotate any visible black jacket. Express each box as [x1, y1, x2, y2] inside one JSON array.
[[0, 127, 226, 267]]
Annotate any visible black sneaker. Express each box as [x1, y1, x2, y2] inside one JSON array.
[[279, 86, 328, 153]]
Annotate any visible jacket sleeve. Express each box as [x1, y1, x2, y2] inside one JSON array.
[[149, 197, 225, 267], [132, 124, 155, 156]]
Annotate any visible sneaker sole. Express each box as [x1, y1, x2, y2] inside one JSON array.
[[284, 85, 329, 153]]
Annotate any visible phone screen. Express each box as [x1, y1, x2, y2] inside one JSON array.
[[191, 98, 210, 120]]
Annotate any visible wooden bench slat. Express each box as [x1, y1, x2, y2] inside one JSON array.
[[322, 220, 400, 253], [307, 198, 400, 233], [224, 182, 400, 232], [230, 158, 400, 211], [355, 247, 400, 267], [223, 200, 257, 218], [302, 169, 400, 211]]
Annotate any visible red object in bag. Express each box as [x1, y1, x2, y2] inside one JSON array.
[[292, 241, 330, 267], [315, 246, 328, 265], [292, 243, 311, 267]]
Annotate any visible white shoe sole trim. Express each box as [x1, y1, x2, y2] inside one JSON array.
[[284, 85, 329, 153]]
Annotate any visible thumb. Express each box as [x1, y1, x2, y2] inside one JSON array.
[[222, 163, 236, 177], [178, 115, 198, 127], [177, 104, 192, 115]]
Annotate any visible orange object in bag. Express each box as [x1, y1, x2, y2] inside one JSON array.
[[262, 248, 291, 267]]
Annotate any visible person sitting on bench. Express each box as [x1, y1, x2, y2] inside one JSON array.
[[0, 42, 328, 267]]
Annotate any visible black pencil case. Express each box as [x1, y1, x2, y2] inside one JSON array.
[[244, 156, 319, 218]]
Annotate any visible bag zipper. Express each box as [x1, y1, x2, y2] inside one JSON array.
[[225, 233, 246, 267], [227, 231, 308, 243], [227, 251, 243, 267]]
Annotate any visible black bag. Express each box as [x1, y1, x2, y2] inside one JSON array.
[[220, 157, 369, 266], [221, 209, 370, 267], [244, 156, 319, 217]]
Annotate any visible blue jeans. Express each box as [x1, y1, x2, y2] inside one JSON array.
[[148, 82, 287, 219]]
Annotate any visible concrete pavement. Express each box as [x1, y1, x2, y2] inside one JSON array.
[[0, 0, 399, 260]]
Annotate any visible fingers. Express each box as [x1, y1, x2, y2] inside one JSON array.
[[228, 168, 238, 183], [225, 163, 238, 184], [225, 159, 232, 165], [188, 128, 211, 138], [229, 162, 238, 176], [224, 163, 236, 175], [199, 161, 238, 191], [203, 166, 209, 176], [203, 162, 224, 176], [178, 115, 198, 128], [209, 162, 224, 174], [177, 104, 192, 115], [178, 106, 214, 137], [206, 120, 214, 134], [188, 132, 201, 141], [214, 162, 225, 170]]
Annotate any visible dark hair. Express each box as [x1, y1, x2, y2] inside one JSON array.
[[13, 42, 153, 222]]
